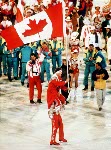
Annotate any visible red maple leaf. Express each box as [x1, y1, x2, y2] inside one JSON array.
[[22, 19, 47, 37]]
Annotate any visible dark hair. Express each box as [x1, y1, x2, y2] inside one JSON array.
[[54, 67, 62, 73], [62, 59, 66, 61], [96, 62, 102, 68], [30, 53, 36, 57], [105, 14, 111, 19], [89, 44, 94, 47], [42, 41, 47, 45], [95, 47, 100, 51]]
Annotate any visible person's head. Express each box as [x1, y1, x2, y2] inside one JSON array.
[[106, 27, 111, 32], [95, 47, 100, 53], [71, 49, 79, 58], [42, 42, 48, 49], [105, 25, 111, 32], [90, 26, 96, 34], [3, 15, 8, 21], [95, 6, 100, 11], [54, 68, 62, 77], [95, 62, 102, 70], [105, 14, 111, 20], [89, 44, 94, 51], [30, 53, 36, 61], [31, 42, 35, 45], [65, 7, 69, 15], [26, 9, 33, 17], [62, 59, 67, 65], [34, 5, 38, 12]]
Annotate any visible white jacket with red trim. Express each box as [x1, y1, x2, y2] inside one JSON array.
[[26, 53, 45, 78]]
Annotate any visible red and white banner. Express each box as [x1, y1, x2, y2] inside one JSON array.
[[1, 3, 64, 50]]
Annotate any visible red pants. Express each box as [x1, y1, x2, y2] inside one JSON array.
[[51, 113, 64, 142], [29, 76, 42, 100]]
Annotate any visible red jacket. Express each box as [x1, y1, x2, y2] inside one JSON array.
[[47, 76, 66, 109]]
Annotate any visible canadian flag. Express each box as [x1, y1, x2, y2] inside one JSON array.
[[1, 3, 64, 50]]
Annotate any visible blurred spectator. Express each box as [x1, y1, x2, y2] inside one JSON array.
[[78, 0, 86, 17], [1, 0, 15, 22], [70, 7, 79, 31], [93, 16, 102, 33], [69, 49, 80, 90], [106, 31, 111, 70], [80, 17, 91, 44], [92, 62, 109, 111], [5, 47, 20, 81], [25, 9, 34, 18], [40, 41, 51, 82], [93, 5, 101, 16], [85, 0, 93, 17], [77, 15, 84, 39], [102, 0, 111, 17], [69, 31, 80, 52], [20, 44, 33, 86], [65, 16, 73, 35], [102, 14, 111, 39], [50, 37, 64, 73], [94, 47, 107, 69], [85, 26, 102, 49], [33, 4, 39, 14], [83, 44, 95, 91], [0, 15, 12, 31], [65, 7, 70, 18], [26, 52, 44, 104]]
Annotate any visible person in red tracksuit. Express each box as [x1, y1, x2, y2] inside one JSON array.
[[47, 68, 69, 145], [26, 53, 44, 104]]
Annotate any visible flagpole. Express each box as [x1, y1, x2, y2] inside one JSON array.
[[62, 0, 70, 91], [66, 34, 69, 92]]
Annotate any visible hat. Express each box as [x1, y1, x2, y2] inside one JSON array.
[[71, 32, 79, 39], [66, 16, 71, 22], [65, 7, 68, 10], [26, 9, 33, 14], [95, 5, 100, 8], [105, 25, 111, 29], [90, 26, 95, 30], [73, 49, 78, 53], [71, 48, 79, 53]]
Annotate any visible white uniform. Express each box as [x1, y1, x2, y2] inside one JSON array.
[[26, 53, 45, 78], [80, 25, 92, 42], [85, 32, 102, 49]]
